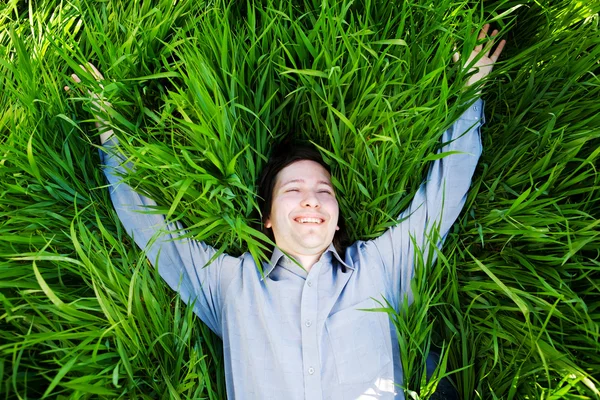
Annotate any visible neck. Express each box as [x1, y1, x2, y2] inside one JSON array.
[[277, 248, 327, 273], [295, 253, 322, 272]]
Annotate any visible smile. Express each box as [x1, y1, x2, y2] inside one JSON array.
[[294, 217, 324, 224]]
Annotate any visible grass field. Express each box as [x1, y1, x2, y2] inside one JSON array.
[[1, 0, 599, 398]]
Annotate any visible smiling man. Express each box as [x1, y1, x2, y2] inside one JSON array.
[[264, 158, 340, 270], [77, 24, 505, 400]]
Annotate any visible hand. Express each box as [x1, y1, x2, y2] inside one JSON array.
[[453, 24, 507, 89], [64, 63, 114, 143]]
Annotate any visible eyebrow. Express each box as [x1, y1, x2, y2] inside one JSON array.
[[281, 178, 333, 188]]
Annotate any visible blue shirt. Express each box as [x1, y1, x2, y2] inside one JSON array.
[[100, 99, 484, 399]]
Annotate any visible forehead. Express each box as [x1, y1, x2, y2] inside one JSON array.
[[275, 160, 332, 186]]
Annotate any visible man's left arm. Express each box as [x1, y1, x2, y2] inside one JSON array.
[[363, 24, 506, 308], [366, 100, 484, 307]]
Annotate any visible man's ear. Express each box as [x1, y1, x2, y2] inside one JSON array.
[[265, 218, 272, 229]]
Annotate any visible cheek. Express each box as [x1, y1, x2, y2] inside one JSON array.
[[270, 196, 294, 220], [325, 198, 340, 219], [327, 196, 339, 210]]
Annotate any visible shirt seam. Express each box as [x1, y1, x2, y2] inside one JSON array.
[[219, 253, 249, 329]]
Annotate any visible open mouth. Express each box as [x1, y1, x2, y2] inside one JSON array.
[[294, 217, 324, 224]]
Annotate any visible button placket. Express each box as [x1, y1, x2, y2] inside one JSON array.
[[300, 263, 323, 399]]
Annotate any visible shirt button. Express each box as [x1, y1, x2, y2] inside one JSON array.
[[308, 367, 315, 375], [305, 320, 312, 327], [307, 280, 313, 287]]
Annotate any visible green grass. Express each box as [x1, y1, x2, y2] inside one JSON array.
[[1, 0, 599, 398]]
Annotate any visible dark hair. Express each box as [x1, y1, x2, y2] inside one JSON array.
[[258, 140, 348, 255]]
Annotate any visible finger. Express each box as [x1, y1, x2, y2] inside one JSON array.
[[451, 42, 460, 63], [475, 24, 490, 52], [490, 39, 506, 63], [77, 64, 93, 81], [452, 51, 460, 63], [87, 62, 105, 81], [484, 30, 499, 58], [478, 24, 490, 40], [77, 63, 101, 81]]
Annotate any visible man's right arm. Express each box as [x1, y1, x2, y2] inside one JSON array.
[[68, 64, 242, 336], [98, 121, 241, 338]]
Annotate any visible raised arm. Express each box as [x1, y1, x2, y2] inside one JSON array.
[[67, 64, 114, 145], [68, 65, 242, 336], [365, 25, 506, 308]]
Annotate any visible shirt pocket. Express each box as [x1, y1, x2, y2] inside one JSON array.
[[325, 298, 392, 384]]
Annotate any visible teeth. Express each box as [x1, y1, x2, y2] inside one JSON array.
[[297, 217, 322, 224]]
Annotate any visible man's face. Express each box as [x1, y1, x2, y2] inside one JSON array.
[[265, 160, 339, 260]]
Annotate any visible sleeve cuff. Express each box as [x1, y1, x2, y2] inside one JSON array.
[[461, 98, 485, 123], [98, 136, 121, 165]]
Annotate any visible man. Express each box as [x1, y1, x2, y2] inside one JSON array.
[[72, 24, 505, 399]]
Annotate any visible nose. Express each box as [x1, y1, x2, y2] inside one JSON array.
[[302, 191, 320, 208]]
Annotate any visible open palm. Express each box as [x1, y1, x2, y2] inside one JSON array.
[[455, 24, 507, 88]]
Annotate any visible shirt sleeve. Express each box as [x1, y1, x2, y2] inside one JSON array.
[[99, 137, 242, 337], [363, 98, 485, 309]]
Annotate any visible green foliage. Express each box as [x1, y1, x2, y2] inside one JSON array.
[[1, 0, 599, 398]]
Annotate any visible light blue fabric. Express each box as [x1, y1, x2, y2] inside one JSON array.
[[100, 99, 484, 400]]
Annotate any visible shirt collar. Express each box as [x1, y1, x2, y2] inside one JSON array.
[[261, 243, 353, 281]]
